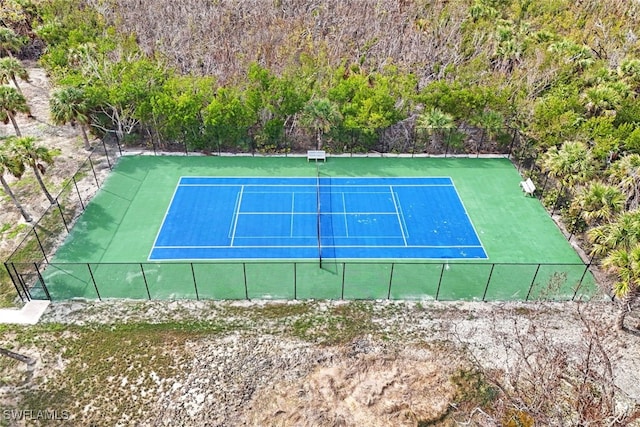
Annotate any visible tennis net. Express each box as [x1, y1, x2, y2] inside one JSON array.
[[316, 163, 322, 267]]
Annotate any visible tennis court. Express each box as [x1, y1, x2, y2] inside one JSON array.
[[150, 176, 486, 261], [37, 155, 597, 301]]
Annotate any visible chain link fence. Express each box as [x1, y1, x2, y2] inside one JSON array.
[[3, 128, 599, 302]]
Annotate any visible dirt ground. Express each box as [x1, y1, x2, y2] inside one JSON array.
[[1, 66, 640, 426]]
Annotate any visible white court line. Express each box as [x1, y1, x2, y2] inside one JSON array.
[[393, 192, 410, 239], [148, 181, 183, 260], [154, 243, 485, 249], [390, 186, 408, 246], [229, 185, 245, 247], [237, 211, 401, 215], [449, 178, 488, 257], [342, 192, 349, 237], [227, 191, 242, 238], [290, 193, 295, 237]]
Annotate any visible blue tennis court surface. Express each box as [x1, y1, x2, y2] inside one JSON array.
[[149, 177, 487, 260]]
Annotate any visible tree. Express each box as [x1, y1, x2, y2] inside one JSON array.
[[607, 154, 640, 210], [50, 86, 93, 150], [416, 107, 455, 149], [589, 210, 640, 258], [571, 182, 625, 227], [0, 85, 30, 136], [601, 245, 640, 330], [151, 75, 215, 150], [10, 136, 57, 205], [589, 210, 640, 329], [0, 57, 30, 96], [0, 27, 23, 58], [203, 87, 255, 151], [540, 140, 596, 188], [0, 139, 31, 222], [300, 98, 342, 150]]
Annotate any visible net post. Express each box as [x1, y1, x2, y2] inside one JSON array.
[[316, 162, 323, 268]]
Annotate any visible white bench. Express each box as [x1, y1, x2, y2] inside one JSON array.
[[520, 177, 536, 196], [307, 150, 326, 162]]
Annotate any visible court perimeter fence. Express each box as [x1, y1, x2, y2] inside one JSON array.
[[3, 127, 601, 302]]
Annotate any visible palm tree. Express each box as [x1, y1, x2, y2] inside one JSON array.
[[0, 140, 32, 222], [0, 57, 30, 96], [300, 98, 342, 150], [10, 136, 57, 205], [589, 210, 640, 329], [416, 107, 455, 149], [607, 154, 640, 210], [571, 182, 625, 226], [0, 27, 23, 58], [50, 87, 93, 150], [602, 245, 640, 330], [588, 210, 640, 257], [541, 140, 596, 187], [0, 85, 30, 136]]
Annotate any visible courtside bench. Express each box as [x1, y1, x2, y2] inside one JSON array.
[[520, 177, 536, 197], [307, 150, 326, 162]]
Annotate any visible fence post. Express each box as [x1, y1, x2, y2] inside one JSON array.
[[341, 263, 346, 300], [72, 176, 85, 210], [140, 263, 151, 300], [482, 264, 495, 301], [572, 264, 591, 301], [87, 264, 102, 301], [101, 139, 112, 170], [33, 263, 51, 300], [387, 263, 395, 300], [190, 263, 199, 301], [476, 129, 484, 158], [293, 263, 297, 300], [32, 228, 48, 263], [56, 203, 69, 233], [243, 263, 249, 300], [89, 157, 100, 188], [526, 264, 541, 301], [551, 184, 564, 216], [508, 128, 517, 160], [5, 262, 25, 302], [435, 264, 445, 301], [10, 263, 31, 301]]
